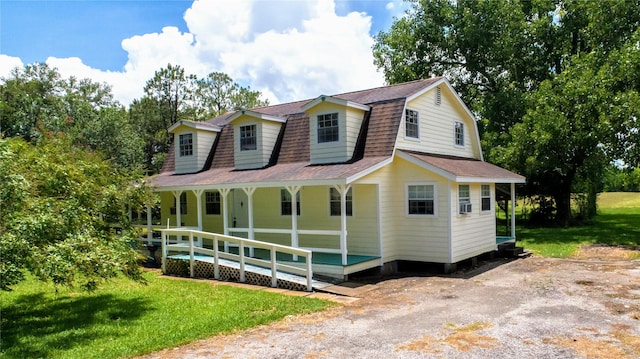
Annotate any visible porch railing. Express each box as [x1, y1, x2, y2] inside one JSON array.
[[161, 228, 314, 291]]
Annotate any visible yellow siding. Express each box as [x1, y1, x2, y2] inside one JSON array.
[[449, 183, 497, 262], [357, 157, 451, 263], [397, 87, 481, 159], [308, 102, 365, 164]]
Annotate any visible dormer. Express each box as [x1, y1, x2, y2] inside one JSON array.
[[301, 96, 370, 164], [169, 120, 220, 174], [227, 110, 286, 170]]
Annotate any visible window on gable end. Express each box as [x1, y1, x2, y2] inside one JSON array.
[[281, 189, 300, 216], [179, 133, 193, 156], [455, 121, 465, 146], [317, 113, 339, 143], [240, 124, 257, 151], [405, 109, 419, 139], [205, 191, 221, 215], [330, 187, 352, 216]]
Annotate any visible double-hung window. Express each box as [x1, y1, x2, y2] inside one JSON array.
[[481, 185, 491, 211], [179, 133, 193, 157], [205, 191, 221, 215], [240, 124, 257, 151], [454, 122, 464, 146], [317, 113, 339, 143], [330, 187, 352, 216], [459, 184, 471, 213], [281, 189, 300, 216], [405, 109, 419, 139], [170, 192, 188, 215], [407, 184, 435, 215]]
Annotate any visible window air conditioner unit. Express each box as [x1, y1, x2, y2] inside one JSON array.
[[459, 202, 472, 214]]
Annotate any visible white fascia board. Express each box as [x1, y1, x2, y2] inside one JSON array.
[[455, 176, 526, 184], [168, 120, 221, 133], [345, 157, 394, 184], [227, 110, 286, 124], [406, 78, 484, 161], [301, 95, 370, 112]]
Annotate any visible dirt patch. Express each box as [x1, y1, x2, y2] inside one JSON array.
[[573, 243, 640, 260], [138, 253, 640, 359]]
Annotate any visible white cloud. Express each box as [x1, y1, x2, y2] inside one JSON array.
[[0, 55, 24, 78], [0, 0, 385, 106]]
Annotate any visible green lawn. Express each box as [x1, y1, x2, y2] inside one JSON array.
[[0, 271, 332, 359], [517, 192, 640, 257]]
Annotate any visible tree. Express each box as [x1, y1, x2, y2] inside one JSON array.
[[0, 135, 152, 291], [373, 0, 640, 224], [192, 72, 269, 120], [133, 66, 269, 173], [0, 63, 145, 171]]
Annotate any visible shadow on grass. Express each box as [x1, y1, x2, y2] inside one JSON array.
[[519, 211, 640, 247], [1, 292, 150, 358]]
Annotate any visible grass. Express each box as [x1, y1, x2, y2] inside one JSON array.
[[0, 271, 333, 359], [517, 192, 640, 258]]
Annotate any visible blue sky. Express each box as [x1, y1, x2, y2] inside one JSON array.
[[0, 0, 408, 104]]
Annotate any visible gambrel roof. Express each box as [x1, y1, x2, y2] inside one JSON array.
[[149, 77, 524, 190]]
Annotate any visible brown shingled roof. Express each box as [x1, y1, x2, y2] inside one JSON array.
[[399, 151, 525, 183], [151, 77, 471, 188]]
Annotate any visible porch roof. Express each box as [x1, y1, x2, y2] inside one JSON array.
[[398, 150, 526, 183], [148, 156, 391, 190]]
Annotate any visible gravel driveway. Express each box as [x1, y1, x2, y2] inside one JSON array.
[[140, 254, 640, 359]]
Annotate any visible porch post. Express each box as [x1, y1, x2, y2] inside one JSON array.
[[243, 187, 256, 257], [193, 189, 204, 246], [510, 182, 516, 240], [219, 188, 231, 251], [286, 185, 301, 261], [335, 184, 350, 266], [172, 190, 183, 228], [146, 204, 153, 243]]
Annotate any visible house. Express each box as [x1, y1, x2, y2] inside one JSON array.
[[148, 77, 525, 278]]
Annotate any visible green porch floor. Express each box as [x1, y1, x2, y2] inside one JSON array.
[[496, 236, 515, 244]]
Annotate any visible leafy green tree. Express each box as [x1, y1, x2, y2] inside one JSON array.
[[133, 66, 269, 173], [374, 0, 640, 224], [192, 72, 269, 120], [0, 135, 152, 291]]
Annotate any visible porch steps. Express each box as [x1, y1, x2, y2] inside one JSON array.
[[497, 242, 531, 258]]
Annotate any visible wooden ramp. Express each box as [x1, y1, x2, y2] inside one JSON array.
[[165, 254, 334, 292]]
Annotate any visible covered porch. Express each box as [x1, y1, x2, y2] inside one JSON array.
[[152, 181, 383, 278]]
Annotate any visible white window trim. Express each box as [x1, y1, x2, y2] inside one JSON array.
[[205, 191, 221, 216], [317, 112, 340, 144], [178, 133, 194, 157], [454, 121, 465, 147], [239, 123, 258, 151], [280, 189, 301, 217], [329, 187, 354, 217], [458, 184, 471, 215], [404, 108, 420, 141], [406, 182, 438, 217], [481, 184, 492, 213]]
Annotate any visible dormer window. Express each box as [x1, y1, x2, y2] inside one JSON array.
[[405, 109, 419, 139], [317, 113, 339, 143], [240, 124, 257, 151], [455, 121, 464, 146], [179, 133, 193, 157]]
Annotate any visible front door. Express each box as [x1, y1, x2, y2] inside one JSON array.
[[230, 189, 248, 236]]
